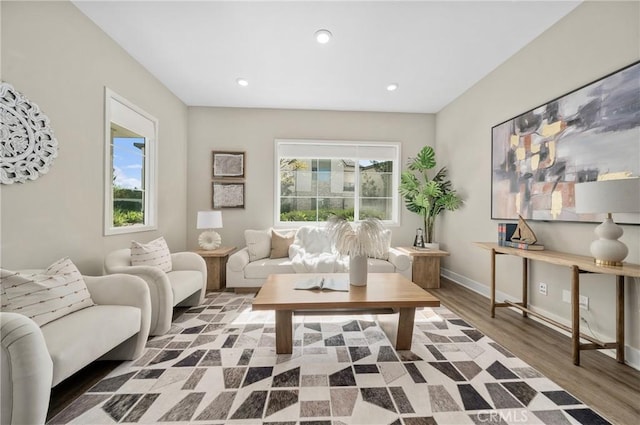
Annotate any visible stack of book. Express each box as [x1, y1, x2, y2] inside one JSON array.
[[498, 223, 517, 246]]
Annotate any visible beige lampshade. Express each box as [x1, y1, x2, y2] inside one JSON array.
[[574, 178, 640, 214], [197, 211, 223, 229]]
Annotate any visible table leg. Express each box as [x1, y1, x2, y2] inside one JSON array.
[[616, 275, 625, 364], [275, 310, 293, 354], [571, 266, 580, 366], [396, 307, 416, 350], [491, 249, 496, 318], [522, 258, 528, 318]]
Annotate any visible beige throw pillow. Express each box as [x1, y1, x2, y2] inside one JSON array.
[[245, 229, 271, 262], [270, 230, 296, 259], [131, 236, 172, 272], [0, 258, 95, 327]]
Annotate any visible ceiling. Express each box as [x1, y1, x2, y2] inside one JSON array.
[[73, 1, 581, 113]]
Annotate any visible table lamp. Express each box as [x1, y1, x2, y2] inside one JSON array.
[[197, 210, 223, 250], [574, 178, 640, 266]]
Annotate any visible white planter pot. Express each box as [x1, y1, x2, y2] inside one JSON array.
[[349, 254, 368, 286], [423, 242, 440, 250]]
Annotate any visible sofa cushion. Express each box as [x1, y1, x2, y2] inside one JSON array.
[[168, 271, 203, 306], [131, 237, 172, 272], [292, 226, 333, 254], [270, 230, 296, 259], [40, 304, 140, 386], [245, 229, 271, 262], [0, 258, 95, 327], [245, 258, 295, 279], [372, 229, 392, 261]]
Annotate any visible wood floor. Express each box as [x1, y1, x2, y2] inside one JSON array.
[[48, 279, 640, 423], [432, 278, 640, 425]]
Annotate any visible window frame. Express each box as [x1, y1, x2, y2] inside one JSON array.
[[104, 88, 158, 236], [274, 139, 401, 227]]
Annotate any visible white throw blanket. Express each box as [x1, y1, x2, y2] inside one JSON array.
[[289, 226, 348, 273]]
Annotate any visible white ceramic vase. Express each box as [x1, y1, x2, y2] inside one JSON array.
[[349, 254, 368, 286]]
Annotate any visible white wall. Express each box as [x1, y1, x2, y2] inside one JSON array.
[[187, 107, 434, 250], [0, 1, 188, 274], [436, 1, 640, 361]]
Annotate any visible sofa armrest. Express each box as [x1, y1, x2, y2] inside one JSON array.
[[387, 247, 411, 271], [1, 313, 53, 425], [84, 274, 151, 359], [171, 252, 206, 274], [100, 264, 171, 336], [228, 248, 250, 272]]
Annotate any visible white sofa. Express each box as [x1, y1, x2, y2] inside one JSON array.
[[104, 249, 207, 336], [0, 273, 151, 425], [227, 226, 412, 290]]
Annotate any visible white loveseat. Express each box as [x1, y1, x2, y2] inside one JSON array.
[[0, 273, 151, 425], [227, 226, 412, 290]]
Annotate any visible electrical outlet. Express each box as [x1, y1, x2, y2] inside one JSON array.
[[538, 282, 547, 296], [562, 290, 589, 310]]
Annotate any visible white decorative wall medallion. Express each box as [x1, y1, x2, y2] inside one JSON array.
[[0, 82, 58, 184]]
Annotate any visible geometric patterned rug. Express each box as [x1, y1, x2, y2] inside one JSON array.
[[48, 291, 610, 425]]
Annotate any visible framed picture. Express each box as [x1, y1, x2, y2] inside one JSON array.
[[212, 181, 245, 209], [212, 151, 245, 178], [491, 61, 640, 224]]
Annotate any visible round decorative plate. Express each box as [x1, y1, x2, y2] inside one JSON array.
[[1, 82, 58, 184]]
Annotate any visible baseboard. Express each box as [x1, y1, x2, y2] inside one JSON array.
[[441, 268, 640, 371]]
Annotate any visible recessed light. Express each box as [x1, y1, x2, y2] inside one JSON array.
[[315, 29, 332, 44], [236, 78, 249, 87], [387, 83, 399, 92]]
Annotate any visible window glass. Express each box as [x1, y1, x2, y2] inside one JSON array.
[[104, 89, 157, 235], [276, 140, 400, 225]]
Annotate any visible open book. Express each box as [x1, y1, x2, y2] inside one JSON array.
[[294, 276, 349, 292]]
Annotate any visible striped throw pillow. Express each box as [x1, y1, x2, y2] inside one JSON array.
[[0, 258, 95, 327], [130, 236, 172, 272]]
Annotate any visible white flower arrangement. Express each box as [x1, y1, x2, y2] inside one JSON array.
[[326, 215, 387, 258]]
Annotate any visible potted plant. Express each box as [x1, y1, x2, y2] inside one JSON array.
[[326, 215, 387, 286], [399, 145, 463, 249]]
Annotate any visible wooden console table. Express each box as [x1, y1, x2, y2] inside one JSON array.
[[195, 246, 236, 291], [397, 247, 449, 288], [475, 242, 640, 366]]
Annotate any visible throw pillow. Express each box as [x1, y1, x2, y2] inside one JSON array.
[[131, 236, 172, 272], [270, 229, 296, 259], [245, 229, 271, 262], [0, 258, 95, 327]]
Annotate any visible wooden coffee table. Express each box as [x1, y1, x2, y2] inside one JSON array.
[[252, 273, 440, 354]]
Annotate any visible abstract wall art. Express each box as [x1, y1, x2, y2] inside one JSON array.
[[491, 61, 640, 224]]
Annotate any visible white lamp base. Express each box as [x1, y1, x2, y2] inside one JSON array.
[[198, 230, 222, 250], [590, 216, 627, 266]]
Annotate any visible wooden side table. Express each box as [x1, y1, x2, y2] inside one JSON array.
[[195, 246, 236, 291], [396, 246, 450, 289]]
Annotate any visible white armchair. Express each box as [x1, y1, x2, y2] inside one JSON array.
[[1, 273, 151, 425], [104, 249, 207, 336]]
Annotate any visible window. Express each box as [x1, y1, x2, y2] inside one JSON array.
[[275, 139, 401, 225], [104, 88, 158, 235]]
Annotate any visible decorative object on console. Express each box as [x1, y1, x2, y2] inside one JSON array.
[[0, 82, 58, 184], [326, 215, 387, 287], [212, 151, 245, 178], [399, 145, 463, 248], [575, 178, 640, 266], [492, 60, 640, 224], [500, 216, 544, 250], [197, 210, 223, 250]]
